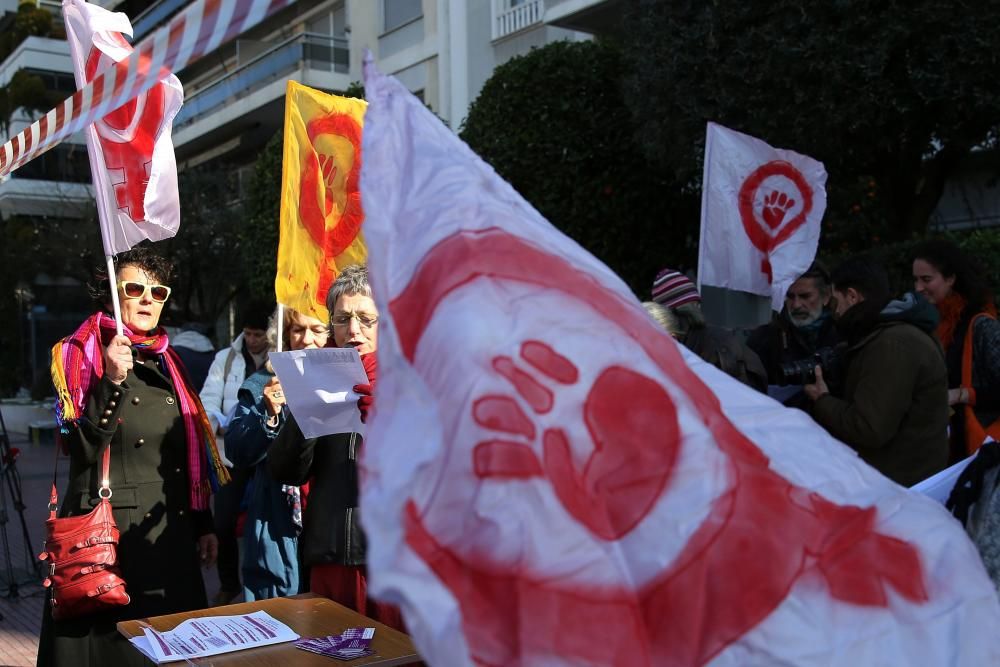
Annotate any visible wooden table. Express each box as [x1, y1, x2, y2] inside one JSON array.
[[117, 593, 421, 666]]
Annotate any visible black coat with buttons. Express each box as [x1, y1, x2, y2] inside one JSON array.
[[37, 354, 214, 667]]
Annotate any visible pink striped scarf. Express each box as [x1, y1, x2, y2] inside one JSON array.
[[51, 311, 229, 509]]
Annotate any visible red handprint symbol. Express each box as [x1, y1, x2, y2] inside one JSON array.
[[298, 112, 364, 305], [761, 190, 795, 230], [473, 341, 679, 540], [85, 44, 165, 223], [393, 228, 930, 666]]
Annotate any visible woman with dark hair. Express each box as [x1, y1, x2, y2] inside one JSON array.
[[38, 245, 229, 666], [913, 239, 1000, 460]]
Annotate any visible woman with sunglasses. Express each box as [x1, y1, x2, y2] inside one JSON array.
[[268, 265, 402, 630], [38, 246, 229, 667], [224, 306, 329, 601]]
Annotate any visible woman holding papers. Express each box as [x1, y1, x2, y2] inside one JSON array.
[[38, 246, 229, 666], [268, 265, 401, 630], [225, 306, 329, 601]]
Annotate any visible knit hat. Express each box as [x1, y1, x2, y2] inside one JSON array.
[[651, 268, 701, 309]]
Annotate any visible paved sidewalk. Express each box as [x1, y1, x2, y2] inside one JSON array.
[[0, 431, 223, 666]]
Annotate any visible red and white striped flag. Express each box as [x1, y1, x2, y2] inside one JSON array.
[[358, 59, 1000, 666], [63, 0, 184, 255]]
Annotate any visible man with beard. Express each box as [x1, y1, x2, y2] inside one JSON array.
[[803, 257, 949, 486], [747, 262, 841, 388]]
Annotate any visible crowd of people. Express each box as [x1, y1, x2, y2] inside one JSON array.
[[35, 237, 1000, 663], [650, 241, 1000, 489]]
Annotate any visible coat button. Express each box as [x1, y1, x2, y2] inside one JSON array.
[[108, 401, 117, 408], [132, 397, 141, 405], [99, 418, 108, 425], [175, 468, 182, 474], [144, 513, 152, 519], [113, 391, 121, 398], [136, 438, 145, 446], [103, 409, 112, 416], [166, 397, 175, 405], [178, 510, 185, 516]]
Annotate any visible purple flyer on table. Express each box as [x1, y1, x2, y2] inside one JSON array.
[[294, 627, 376, 660]]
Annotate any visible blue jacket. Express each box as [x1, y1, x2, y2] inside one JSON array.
[[225, 369, 300, 600]]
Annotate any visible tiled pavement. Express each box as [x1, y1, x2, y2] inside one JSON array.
[[0, 431, 223, 667]]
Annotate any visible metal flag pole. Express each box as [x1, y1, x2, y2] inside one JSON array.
[[276, 303, 285, 352]]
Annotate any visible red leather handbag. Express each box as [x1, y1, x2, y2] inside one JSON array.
[[38, 445, 130, 620]]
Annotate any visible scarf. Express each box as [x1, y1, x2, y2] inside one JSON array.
[[935, 293, 998, 350], [935, 293, 967, 350], [50, 311, 230, 510]]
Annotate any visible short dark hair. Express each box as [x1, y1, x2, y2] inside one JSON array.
[[242, 300, 274, 331], [796, 260, 831, 295], [830, 257, 890, 305], [90, 245, 174, 305], [911, 238, 990, 312]]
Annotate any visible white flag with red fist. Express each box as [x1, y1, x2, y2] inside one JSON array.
[[698, 122, 827, 311], [358, 59, 1000, 666], [63, 0, 184, 255]]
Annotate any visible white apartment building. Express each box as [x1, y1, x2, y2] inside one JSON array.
[[0, 0, 623, 219], [158, 0, 619, 180], [0, 0, 94, 220]]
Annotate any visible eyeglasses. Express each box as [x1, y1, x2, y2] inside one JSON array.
[[118, 280, 171, 303], [331, 312, 378, 330]]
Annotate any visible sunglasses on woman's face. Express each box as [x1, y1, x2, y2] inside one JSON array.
[[118, 280, 171, 303]]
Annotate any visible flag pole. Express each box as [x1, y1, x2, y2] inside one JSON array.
[[105, 254, 124, 336], [276, 303, 284, 352]]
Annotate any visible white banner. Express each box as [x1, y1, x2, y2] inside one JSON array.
[[63, 0, 184, 255], [358, 60, 1000, 666], [698, 122, 827, 311]]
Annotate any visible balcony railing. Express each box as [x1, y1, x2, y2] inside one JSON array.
[[493, 0, 544, 40], [174, 33, 348, 131]]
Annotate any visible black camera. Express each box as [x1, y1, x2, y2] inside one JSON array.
[[778, 346, 840, 386]]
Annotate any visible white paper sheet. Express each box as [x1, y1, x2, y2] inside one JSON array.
[[268, 348, 369, 438], [127, 610, 298, 663], [910, 454, 975, 504]]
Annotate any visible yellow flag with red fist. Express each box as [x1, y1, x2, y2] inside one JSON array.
[[277, 80, 367, 322]]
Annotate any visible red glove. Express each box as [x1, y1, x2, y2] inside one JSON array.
[[361, 352, 377, 385], [354, 353, 377, 423]]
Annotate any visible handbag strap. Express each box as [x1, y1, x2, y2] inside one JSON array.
[[48, 443, 111, 520]]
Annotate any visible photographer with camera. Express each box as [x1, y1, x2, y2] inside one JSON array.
[[748, 262, 842, 389], [803, 257, 949, 487]]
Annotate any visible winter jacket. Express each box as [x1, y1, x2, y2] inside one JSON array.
[[944, 311, 1000, 457], [811, 293, 949, 487], [224, 369, 300, 601], [37, 358, 213, 667], [681, 324, 768, 393], [200, 332, 258, 430], [747, 309, 841, 386], [268, 412, 366, 567], [172, 329, 215, 392]]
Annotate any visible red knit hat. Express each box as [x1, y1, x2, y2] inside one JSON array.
[[651, 268, 701, 309]]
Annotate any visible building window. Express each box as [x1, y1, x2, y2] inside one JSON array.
[[382, 0, 422, 33]]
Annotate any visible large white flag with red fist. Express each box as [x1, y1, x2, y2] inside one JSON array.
[[358, 60, 1000, 666], [63, 0, 183, 255], [698, 122, 827, 311]]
